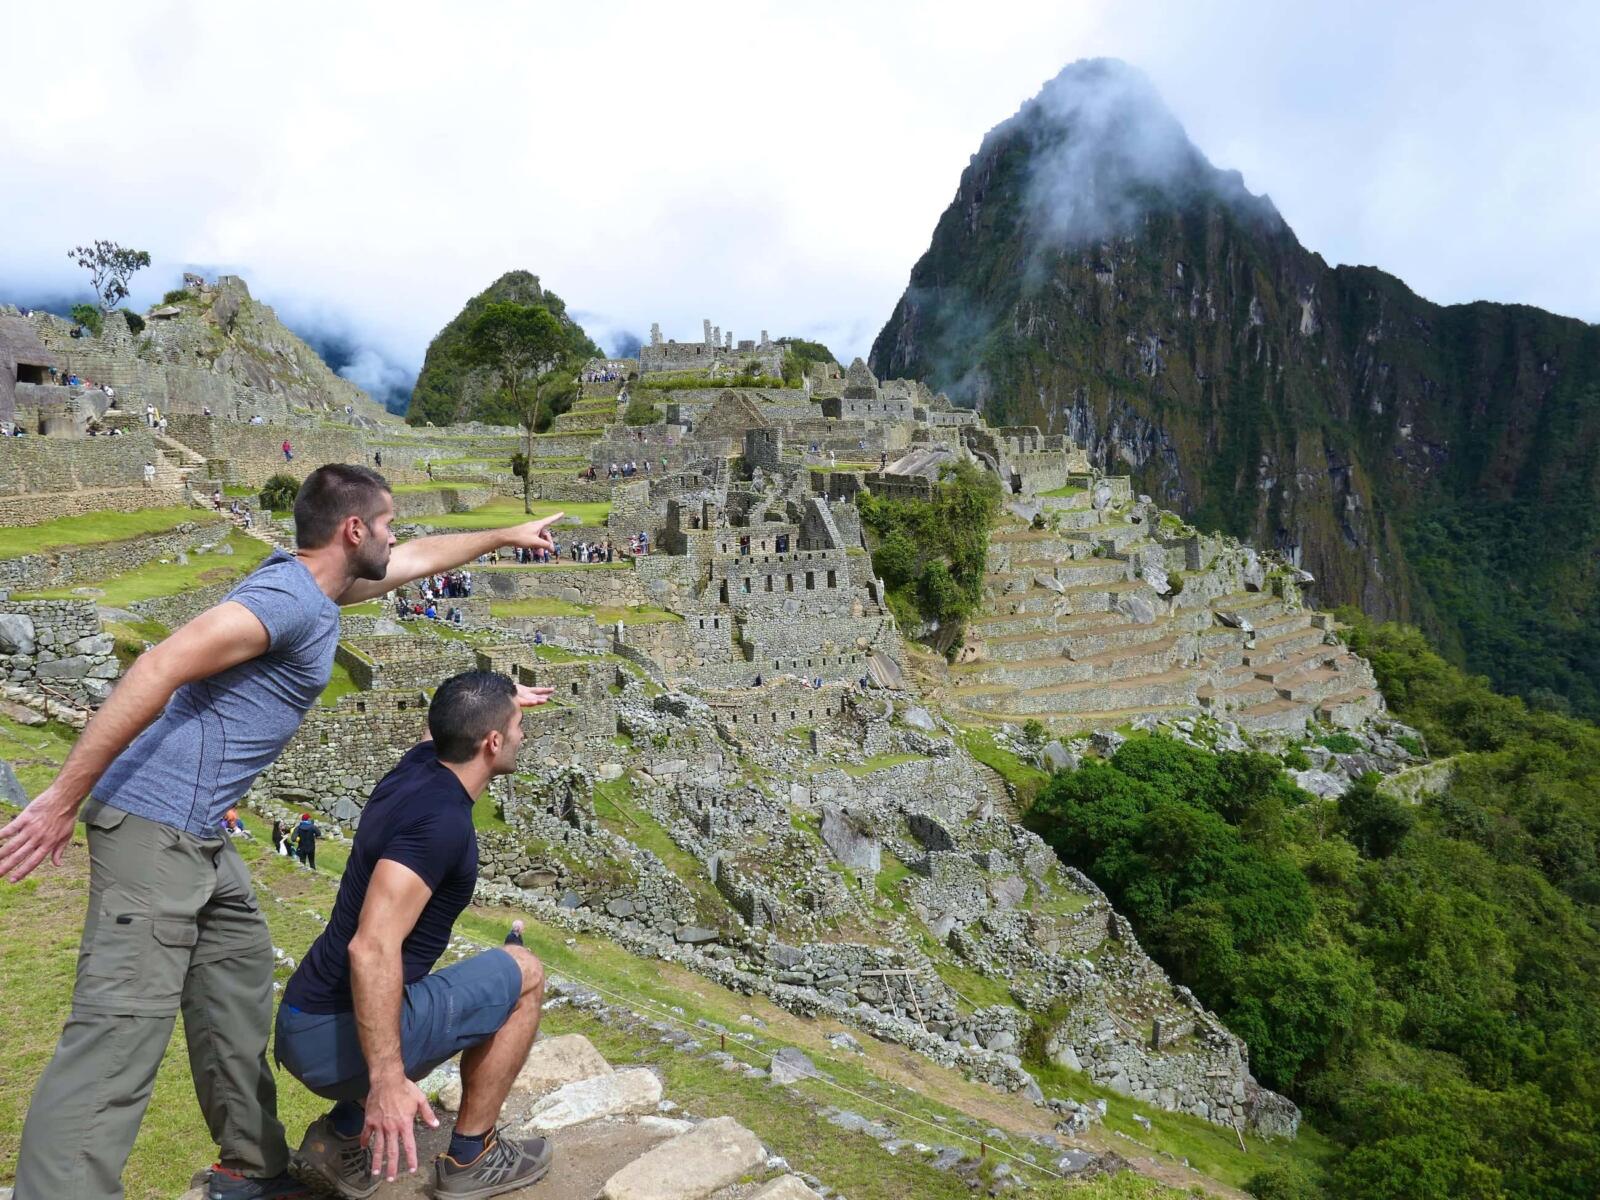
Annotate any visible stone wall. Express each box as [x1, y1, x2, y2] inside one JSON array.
[[0, 519, 232, 593], [704, 679, 851, 733], [166, 414, 366, 474], [391, 486, 498, 519], [0, 598, 118, 705], [0, 428, 169, 495], [0, 484, 191, 528], [337, 633, 478, 690]]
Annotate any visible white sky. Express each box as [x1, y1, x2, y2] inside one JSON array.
[[2, 0, 1596, 397]]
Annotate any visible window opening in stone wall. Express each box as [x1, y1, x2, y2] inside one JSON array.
[[356, 701, 366, 713], [571, 682, 580, 695], [806, 572, 815, 590], [764, 576, 773, 592], [720, 580, 729, 604], [742, 577, 751, 594], [827, 570, 836, 588], [786, 574, 794, 592]]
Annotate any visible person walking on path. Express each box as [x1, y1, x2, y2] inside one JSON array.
[[0, 464, 564, 1200], [282, 439, 294, 463], [276, 671, 554, 1197], [293, 812, 319, 870]]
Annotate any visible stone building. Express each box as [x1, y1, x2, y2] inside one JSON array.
[[640, 319, 783, 379], [0, 315, 60, 429]]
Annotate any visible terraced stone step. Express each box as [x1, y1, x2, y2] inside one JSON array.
[[957, 634, 1184, 692], [978, 618, 1165, 661], [1234, 698, 1312, 733], [1241, 624, 1328, 664], [956, 666, 1202, 715]]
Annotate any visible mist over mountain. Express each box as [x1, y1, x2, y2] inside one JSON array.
[[872, 57, 1600, 717]]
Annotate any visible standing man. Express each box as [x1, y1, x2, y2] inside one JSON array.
[[0, 464, 563, 1200], [294, 812, 319, 871], [276, 671, 553, 1198]]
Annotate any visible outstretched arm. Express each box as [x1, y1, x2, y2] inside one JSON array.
[[336, 513, 565, 606], [0, 601, 271, 881]]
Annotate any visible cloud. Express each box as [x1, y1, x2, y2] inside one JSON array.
[[0, 0, 1594, 402]]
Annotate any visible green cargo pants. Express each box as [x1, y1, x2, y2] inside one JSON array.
[[14, 800, 288, 1199]]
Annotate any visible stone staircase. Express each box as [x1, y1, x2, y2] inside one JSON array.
[[166, 1031, 821, 1200], [947, 486, 1382, 735]]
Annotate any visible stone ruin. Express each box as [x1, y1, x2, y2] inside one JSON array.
[[0, 307, 1427, 1143]]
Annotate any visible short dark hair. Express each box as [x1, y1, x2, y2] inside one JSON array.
[[429, 671, 518, 763], [293, 464, 391, 549]]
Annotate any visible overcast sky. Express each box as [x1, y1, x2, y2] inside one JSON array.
[[2, 1, 1596, 405]]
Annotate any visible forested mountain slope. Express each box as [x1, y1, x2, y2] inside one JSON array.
[[871, 58, 1600, 717]]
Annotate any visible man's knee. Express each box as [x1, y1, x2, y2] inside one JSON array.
[[501, 945, 544, 999]]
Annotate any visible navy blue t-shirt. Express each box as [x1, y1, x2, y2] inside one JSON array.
[[284, 742, 479, 1014]]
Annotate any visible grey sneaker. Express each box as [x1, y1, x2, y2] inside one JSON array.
[[291, 1114, 379, 1199], [432, 1129, 553, 1198]]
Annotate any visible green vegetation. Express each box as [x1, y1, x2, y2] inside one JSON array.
[[488, 598, 679, 625], [622, 396, 663, 425], [1025, 618, 1600, 1199], [635, 370, 784, 391], [15, 532, 268, 605], [859, 461, 1002, 653], [413, 497, 611, 531], [69, 303, 103, 336], [0, 508, 220, 558], [778, 338, 836, 386], [317, 658, 360, 708], [259, 473, 299, 513], [407, 270, 600, 427], [0, 714, 80, 797]]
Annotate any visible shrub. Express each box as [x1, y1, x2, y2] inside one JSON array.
[[623, 397, 663, 426], [70, 303, 103, 337], [259, 473, 300, 513], [122, 310, 145, 336], [161, 288, 191, 304], [1317, 732, 1361, 754]]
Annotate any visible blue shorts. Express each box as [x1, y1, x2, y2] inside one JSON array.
[[274, 949, 522, 1101]]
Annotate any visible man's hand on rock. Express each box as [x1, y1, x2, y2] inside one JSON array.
[[363, 1074, 437, 1182]]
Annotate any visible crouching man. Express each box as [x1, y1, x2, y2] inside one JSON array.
[[275, 671, 554, 1198]]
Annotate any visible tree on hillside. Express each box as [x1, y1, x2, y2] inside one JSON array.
[[465, 301, 568, 513], [68, 240, 151, 312]]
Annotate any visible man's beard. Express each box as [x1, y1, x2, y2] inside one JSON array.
[[354, 538, 391, 581]]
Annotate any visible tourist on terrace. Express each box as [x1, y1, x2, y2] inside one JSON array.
[[274, 672, 554, 1198], [294, 812, 319, 870], [142, 461, 156, 487], [0, 466, 565, 1200], [283, 439, 294, 463]]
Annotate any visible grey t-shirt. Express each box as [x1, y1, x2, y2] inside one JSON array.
[[98, 550, 340, 837]]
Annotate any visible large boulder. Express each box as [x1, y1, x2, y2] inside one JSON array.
[[521, 1067, 662, 1131], [0, 759, 29, 808], [820, 805, 880, 872], [512, 1033, 613, 1097], [601, 1116, 766, 1200], [0, 614, 36, 656]]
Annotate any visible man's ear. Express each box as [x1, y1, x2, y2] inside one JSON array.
[[483, 729, 503, 760]]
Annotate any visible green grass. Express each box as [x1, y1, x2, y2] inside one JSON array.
[[487, 599, 679, 626], [958, 728, 1050, 811], [1037, 483, 1088, 498], [471, 791, 511, 835], [0, 714, 80, 797], [414, 498, 613, 530], [13, 532, 270, 605], [835, 752, 926, 777], [0, 507, 221, 558], [488, 597, 590, 619], [102, 615, 170, 670], [318, 659, 360, 707], [594, 778, 726, 920]]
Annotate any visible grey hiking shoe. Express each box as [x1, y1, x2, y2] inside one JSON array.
[[291, 1114, 379, 1199], [432, 1129, 553, 1198]]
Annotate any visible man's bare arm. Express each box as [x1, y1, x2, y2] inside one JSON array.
[[336, 513, 564, 606], [348, 858, 438, 1180], [0, 601, 271, 881]]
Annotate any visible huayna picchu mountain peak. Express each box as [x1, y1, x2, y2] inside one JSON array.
[[872, 56, 1600, 719]]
